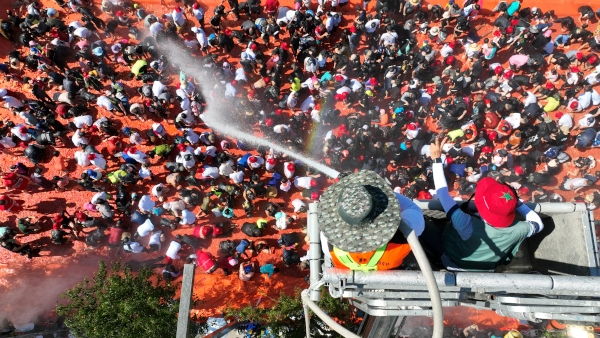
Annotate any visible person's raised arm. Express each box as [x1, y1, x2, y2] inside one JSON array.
[[430, 137, 473, 240], [515, 201, 544, 237]]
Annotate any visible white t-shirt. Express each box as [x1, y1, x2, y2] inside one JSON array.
[[74, 150, 90, 167], [229, 170, 245, 184], [73, 27, 92, 39], [123, 241, 144, 253], [148, 230, 162, 248], [300, 96, 315, 112], [180, 209, 196, 225], [201, 166, 220, 179], [137, 219, 155, 237], [91, 192, 109, 204], [558, 114, 574, 128], [219, 160, 234, 176], [248, 156, 265, 169], [379, 32, 398, 46], [90, 154, 107, 170], [152, 81, 168, 97], [152, 184, 165, 197], [523, 92, 537, 107], [73, 115, 93, 129], [291, 198, 307, 212], [578, 114, 596, 128], [349, 79, 363, 92], [72, 130, 88, 147], [96, 96, 114, 110], [440, 44, 454, 57], [166, 241, 182, 259], [294, 177, 313, 189], [138, 195, 155, 212], [365, 19, 380, 33]]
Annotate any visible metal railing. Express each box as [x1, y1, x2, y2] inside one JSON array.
[[302, 201, 600, 337]]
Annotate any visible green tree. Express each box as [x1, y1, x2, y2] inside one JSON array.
[[224, 288, 355, 338], [56, 260, 186, 338]]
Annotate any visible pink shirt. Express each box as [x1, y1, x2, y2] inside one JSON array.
[[509, 54, 529, 67]]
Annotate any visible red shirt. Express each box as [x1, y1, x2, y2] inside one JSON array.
[[265, 0, 279, 12], [3, 173, 28, 190], [109, 227, 123, 245], [196, 250, 216, 272], [0, 195, 15, 212]]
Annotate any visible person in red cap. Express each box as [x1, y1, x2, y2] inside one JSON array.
[[420, 137, 544, 271]]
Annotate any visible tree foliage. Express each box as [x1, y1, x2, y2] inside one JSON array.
[[224, 288, 356, 338], [56, 260, 181, 338]]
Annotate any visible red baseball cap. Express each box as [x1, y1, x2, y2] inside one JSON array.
[[570, 101, 578, 109], [570, 66, 580, 73], [494, 66, 502, 75], [248, 156, 257, 163], [310, 191, 320, 200], [545, 82, 554, 89], [506, 26, 514, 34], [514, 165, 523, 176], [287, 163, 295, 171], [200, 225, 212, 238], [417, 190, 433, 200], [474, 177, 517, 227], [576, 52, 583, 60], [213, 225, 224, 236], [556, 112, 564, 119], [267, 158, 276, 165], [481, 145, 493, 153], [503, 70, 513, 79]]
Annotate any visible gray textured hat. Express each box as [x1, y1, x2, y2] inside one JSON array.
[[318, 171, 401, 252]]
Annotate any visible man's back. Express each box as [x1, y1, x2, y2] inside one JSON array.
[[443, 215, 530, 271]]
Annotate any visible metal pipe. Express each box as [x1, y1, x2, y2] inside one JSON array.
[[398, 220, 444, 338], [308, 202, 322, 302], [304, 303, 312, 338], [412, 200, 585, 214], [301, 289, 362, 338], [321, 268, 456, 286]]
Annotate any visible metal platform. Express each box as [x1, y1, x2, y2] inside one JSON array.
[[303, 201, 600, 337]]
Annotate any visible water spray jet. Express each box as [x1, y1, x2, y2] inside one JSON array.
[[162, 42, 340, 178]]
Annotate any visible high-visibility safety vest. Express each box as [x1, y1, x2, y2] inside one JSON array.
[[330, 242, 412, 271]]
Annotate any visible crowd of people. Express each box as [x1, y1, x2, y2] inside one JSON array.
[[0, 0, 599, 284]]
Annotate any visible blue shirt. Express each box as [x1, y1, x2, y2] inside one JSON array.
[[236, 239, 250, 253], [237, 153, 252, 169], [506, 1, 520, 16], [260, 264, 276, 277]]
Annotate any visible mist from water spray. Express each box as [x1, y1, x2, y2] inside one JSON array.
[[163, 42, 340, 178]]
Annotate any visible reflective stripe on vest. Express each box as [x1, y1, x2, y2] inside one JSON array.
[[332, 244, 388, 271]]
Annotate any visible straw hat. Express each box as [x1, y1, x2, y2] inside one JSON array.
[[429, 26, 440, 35]]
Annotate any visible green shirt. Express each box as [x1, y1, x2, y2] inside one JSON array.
[[131, 60, 148, 76], [17, 219, 31, 234], [154, 144, 172, 157], [447, 129, 465, 141], [443, 216, 530, 271]]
